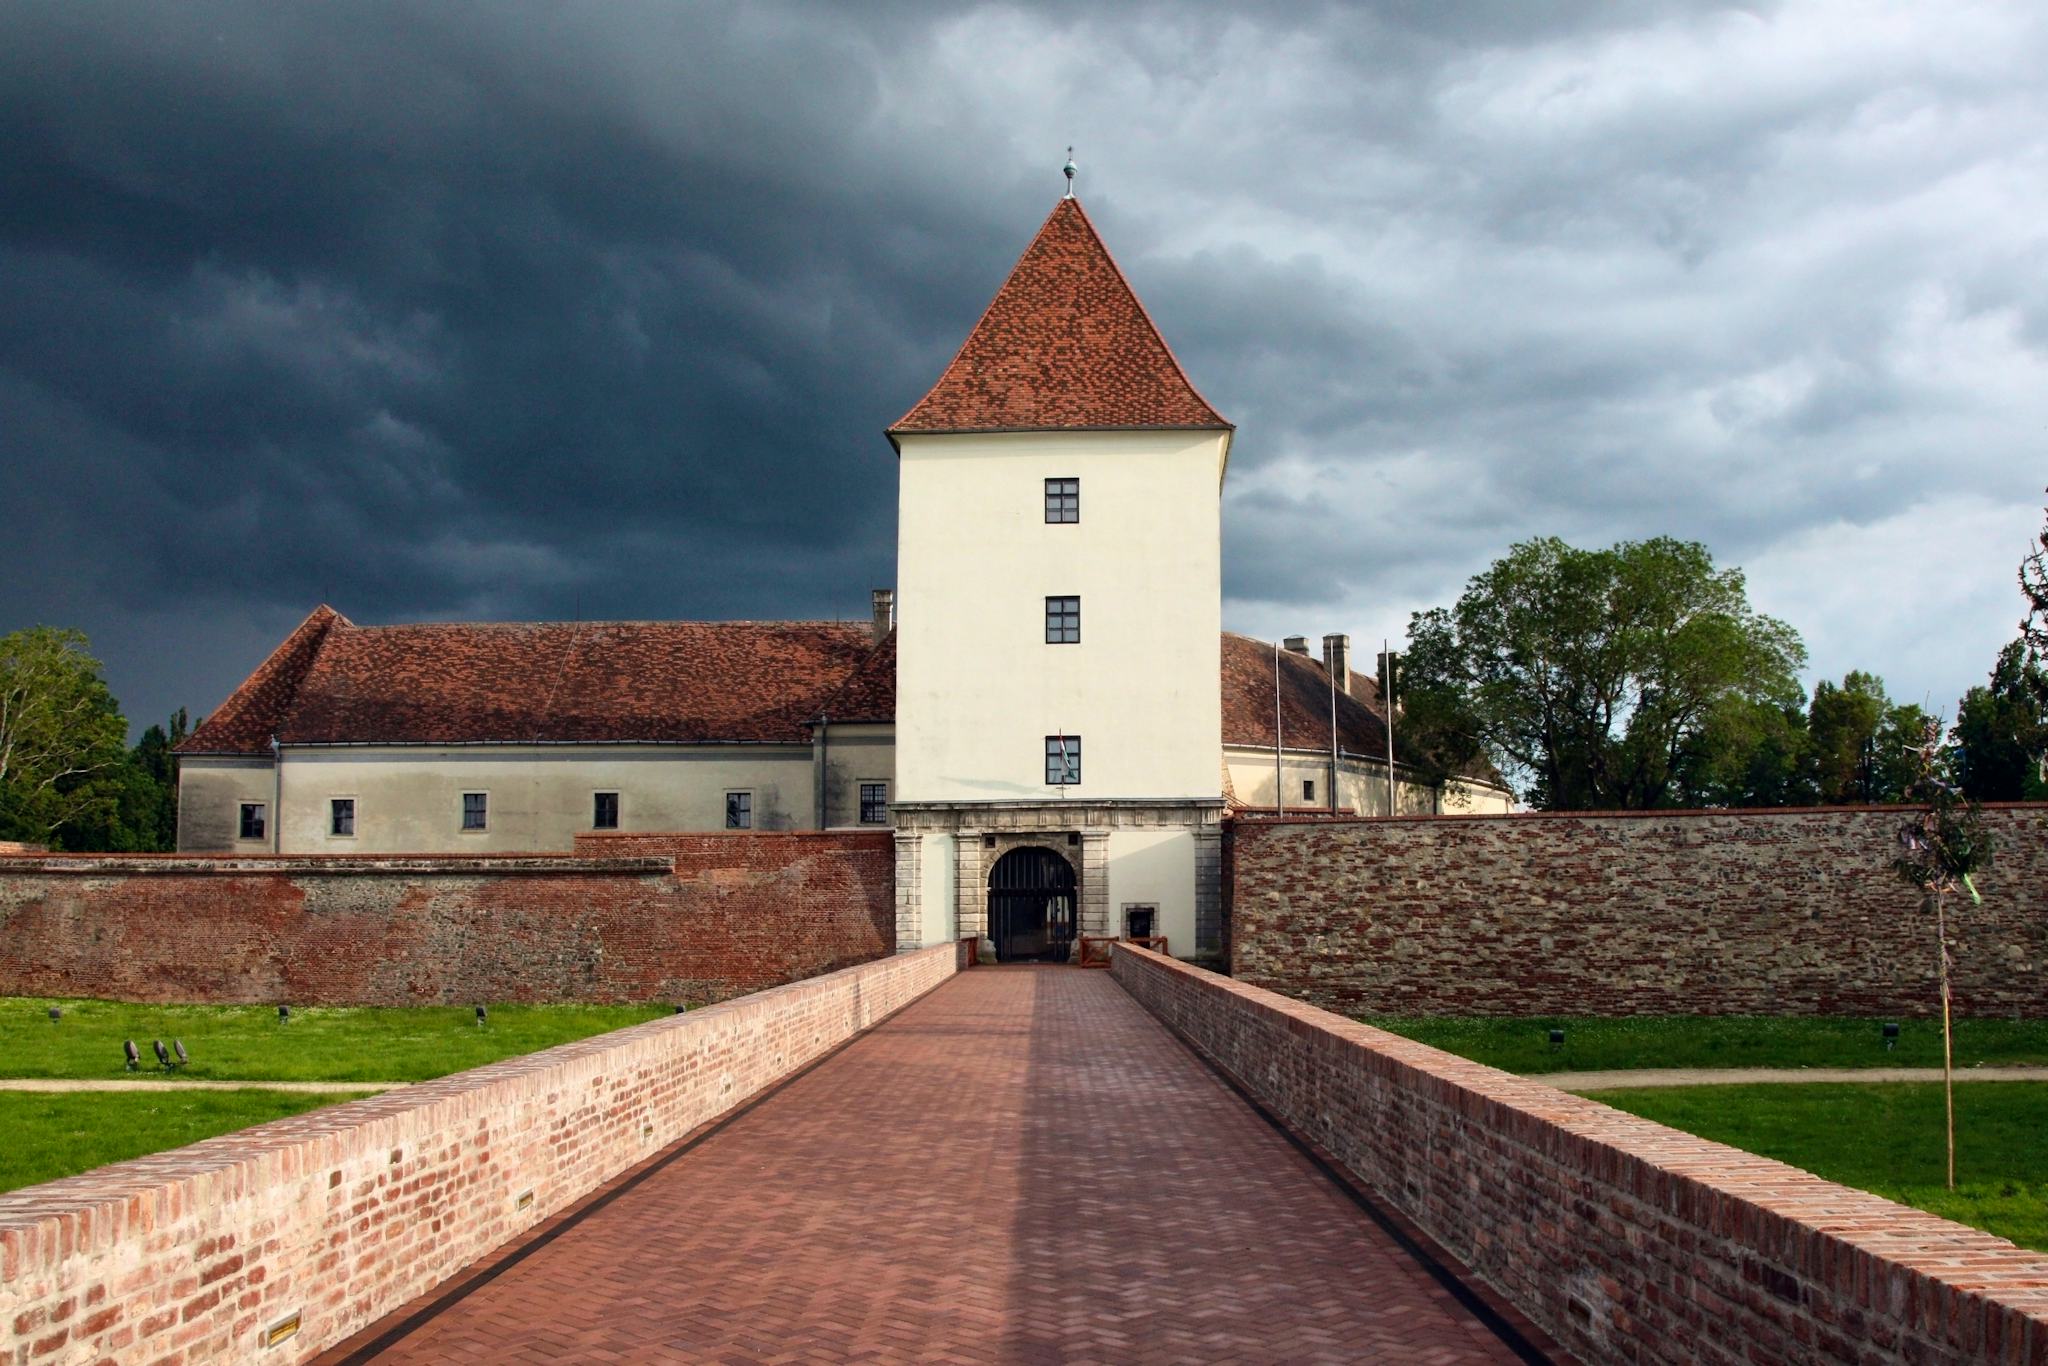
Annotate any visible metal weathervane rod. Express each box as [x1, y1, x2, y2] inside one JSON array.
[[1063, 147, 1076, 198]]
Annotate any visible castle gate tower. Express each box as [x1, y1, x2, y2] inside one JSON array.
[[888, 193, 1231, 961]]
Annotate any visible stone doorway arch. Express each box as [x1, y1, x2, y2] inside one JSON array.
[[987, 846, 1078, 962]]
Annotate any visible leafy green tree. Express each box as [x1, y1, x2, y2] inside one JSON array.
[[0, 628, 130, 847], [1805, 672, 1889, 802], [1681, 696, 1814, 808], [1404, 536, 1807, 809], [1801, 671, 1931, 804], [1952, 641, 2048, 801]]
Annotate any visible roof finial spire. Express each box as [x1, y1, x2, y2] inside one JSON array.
[[1062, 146, 1076, 199]]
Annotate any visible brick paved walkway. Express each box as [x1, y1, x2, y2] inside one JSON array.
[[322, 968, 1542, 1364]]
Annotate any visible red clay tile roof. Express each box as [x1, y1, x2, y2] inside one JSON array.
[[181, 615, 894, 749], [815, 630, 895, 724], [1219, 632, 1399, 761], [889, 197, 1230, 436], [178, 605, 348, 755]]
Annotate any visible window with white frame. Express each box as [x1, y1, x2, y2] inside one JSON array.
[[238, 802, 266, 841], [330, 797, 355, 837], [725, 791, 753, 829], [593, 791, 619, 830], [461, 792, 488, 831]]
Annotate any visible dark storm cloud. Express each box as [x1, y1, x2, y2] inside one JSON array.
[[1, 1, 2043, 733]]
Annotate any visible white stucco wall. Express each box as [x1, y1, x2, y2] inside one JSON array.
[[1105, 828, 1198, 956], [895, 429, 1227, 804], [176, 756, 277, 852], [1224, 747, 1514, 816], [818, 726, 896, 829], [266, 745, 834, 853]]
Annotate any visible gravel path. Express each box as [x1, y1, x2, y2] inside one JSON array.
[[1548, 1065, 2048, 1091], [0, 1078, 401, 1094]]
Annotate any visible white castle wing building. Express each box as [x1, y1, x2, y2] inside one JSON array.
[[176, 194, 1510, 963]]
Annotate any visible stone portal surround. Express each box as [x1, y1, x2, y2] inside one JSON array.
[[0, 945, 959, 1365], [1112, 944, 2048, 1366], [890, 800, 1225, 956]]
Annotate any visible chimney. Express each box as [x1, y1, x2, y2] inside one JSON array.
[[871, 589, 895, 645], [1282, 635, 1310, 657], [1322, 633, 1350, 694]]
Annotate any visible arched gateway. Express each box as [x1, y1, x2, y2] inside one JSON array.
[[987, 847, 1077, 963]]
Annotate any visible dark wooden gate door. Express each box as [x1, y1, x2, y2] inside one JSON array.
[[988, 847, 1077, 963]]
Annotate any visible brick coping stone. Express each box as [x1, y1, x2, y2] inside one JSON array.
[[0, 855, 676, 875], [0, 943, 957, 1364], [1111, 944, 2048, 1366]]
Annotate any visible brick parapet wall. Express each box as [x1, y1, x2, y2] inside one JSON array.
[[0, 944, 958, 1365], [0, 833, 894, 1006], [1111, 945, 2048, 1366], [1231, 804, 2048, 1016]]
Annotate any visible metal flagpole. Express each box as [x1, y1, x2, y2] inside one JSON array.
[[1383, 639, 1396, 817]]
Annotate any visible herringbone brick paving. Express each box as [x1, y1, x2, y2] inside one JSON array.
[[321, 967, 1536, 1363]]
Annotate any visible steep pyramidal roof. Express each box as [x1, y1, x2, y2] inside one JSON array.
[[890, 197, 1230, 436]]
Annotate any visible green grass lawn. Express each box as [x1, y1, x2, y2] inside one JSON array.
[[1, 998, 672, 1082], [0, 1090, 343, 1194], [1365, 1014, 2048, 1075], [1584, 1081, 2048, 1254]]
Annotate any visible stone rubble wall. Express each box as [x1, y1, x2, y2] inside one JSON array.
[[1112, 944, 2048, 1366], [0, 943, 958, 1365], [1230, 804, 2048, 1017]]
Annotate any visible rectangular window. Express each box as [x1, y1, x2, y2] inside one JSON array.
[[461, 792, 488, 831], [593, 791, 619, 830], [238, 802, 266, 841], [1045, 595, 1080, 644], [330, 798, 355, 838], [725, 791, 753, 829], [1302, 779, 1316, 804], [1044, 477, 1078, 523], [858, 782, 888, 824], [1045, 735, 1081, 786]]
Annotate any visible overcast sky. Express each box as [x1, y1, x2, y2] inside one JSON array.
[[4, 1, 2044, 736]]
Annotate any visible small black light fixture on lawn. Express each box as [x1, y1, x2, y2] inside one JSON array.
[[152, 1039, 171, 1070], [1883, 1022, 1900, 1052], [124, 1039, 140, 1071], [674, 1005, 687, 1015], [1548, 1028, 1566, 1051], [278, 1004, 290, 1022], [475, 1004, 488, 1028], [174, 1039, 189, 1067], [47, 1006, 61, 1022]]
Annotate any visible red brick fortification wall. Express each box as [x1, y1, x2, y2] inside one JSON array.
[[1231, 805, 2048, 1017], [0, 832, 893, 1006], [1112, 945, 2048, 1366], [0, 943, 955, 1365]]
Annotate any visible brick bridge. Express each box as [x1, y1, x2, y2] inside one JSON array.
[[317, 967, 1551, 1363]]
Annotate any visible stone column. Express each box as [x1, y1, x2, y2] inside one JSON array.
[[956, 831, 988, 956], [1079, 830, 1111, 938], [892, 832, 922, 953]]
